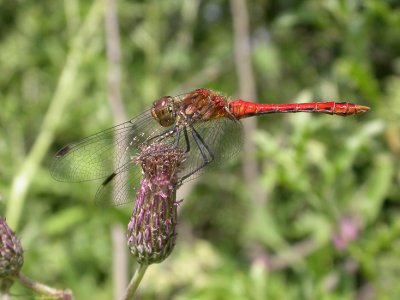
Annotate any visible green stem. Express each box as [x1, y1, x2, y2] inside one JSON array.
[[18, 273, 73, 299], [123, 264, 149, 300], [5, 0, 104, 230], [0, 291, 10, 300]]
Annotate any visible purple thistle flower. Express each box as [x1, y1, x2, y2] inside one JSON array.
[[127, 143, 185, 264], [332, 216, 361, 251], [0, 217, 24, 290]]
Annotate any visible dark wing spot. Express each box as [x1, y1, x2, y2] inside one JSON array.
[[55, 145, 71, 157], [101, 172, 117, 186]]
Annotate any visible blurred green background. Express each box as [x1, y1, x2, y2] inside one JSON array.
[[0, 0, 399, 299]]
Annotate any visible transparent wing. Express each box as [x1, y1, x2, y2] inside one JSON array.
[[50, 110, 168, 182], [94, 140, 190, 207], [177, 116, 244, 182], [94, 161, 143, 207], [51, 102, 243, 206], [92, 116, 243, 206]]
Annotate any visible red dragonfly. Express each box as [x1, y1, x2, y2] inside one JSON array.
[[51, 88, 369, 206]]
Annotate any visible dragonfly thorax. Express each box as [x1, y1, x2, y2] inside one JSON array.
[[151, 96, 176, 127]]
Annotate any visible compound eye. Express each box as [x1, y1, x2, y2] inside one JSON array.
[[152, 96, 170, 110], [151, 96, 175, 127]]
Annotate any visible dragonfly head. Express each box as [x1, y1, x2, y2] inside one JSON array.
[[151, 96, 176, 127]]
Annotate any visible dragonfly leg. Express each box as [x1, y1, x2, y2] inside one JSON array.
[[174, 126, 182, 147], [173, 125, 190, 153], [191, 125, 214, 162], [180, 125, 214, 182], [183, 126, 190, 153]]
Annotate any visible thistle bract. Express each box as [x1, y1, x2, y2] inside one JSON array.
[[127, 143, 185, 264], [0, 218, 24, 290]]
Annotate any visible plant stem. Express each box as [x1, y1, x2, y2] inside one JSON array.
[[5, 0, 104, 230], [0, 291, 10, 300], [104, 0, 129, 298], [18, 273, 73, 299], [123, 264, 148, 300]]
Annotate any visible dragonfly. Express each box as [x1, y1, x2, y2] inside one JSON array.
[[51, 88, 370, 206]]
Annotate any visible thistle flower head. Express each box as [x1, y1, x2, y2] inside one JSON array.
[[0, 218, 24, 290], [332, 216, 361, 251], [127, 142, 185, 264]]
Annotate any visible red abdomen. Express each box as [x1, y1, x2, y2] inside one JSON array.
[[229, 100, 370, 119]]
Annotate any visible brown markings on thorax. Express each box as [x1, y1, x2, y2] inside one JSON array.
[[175, 88, 230, 124]]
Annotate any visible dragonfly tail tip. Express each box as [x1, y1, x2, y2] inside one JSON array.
[[356, 105, 371, 114]]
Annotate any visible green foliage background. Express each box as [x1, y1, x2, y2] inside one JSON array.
[[0, 0, 399, 299]]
